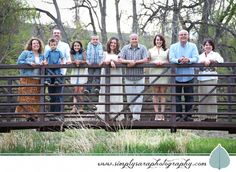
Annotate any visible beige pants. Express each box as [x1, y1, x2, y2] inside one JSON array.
[[198, 79, 217, 119]]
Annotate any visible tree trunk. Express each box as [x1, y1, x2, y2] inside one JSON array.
[[132, 0, 139, 33], [98, 0, 107, 46], [52, 0, 69, 43], [161, 0, 169, 36], [171, 0, 179, 44], [115, 0, 124, 47], [88, 7, 97, 35], [73, 0, 80, 22], [198, 0, 214, 47]]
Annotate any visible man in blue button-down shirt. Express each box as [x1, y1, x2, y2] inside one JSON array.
[[169, 30, 199, 121]]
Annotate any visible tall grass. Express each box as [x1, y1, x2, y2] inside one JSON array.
[[0, 129, 235, 154]]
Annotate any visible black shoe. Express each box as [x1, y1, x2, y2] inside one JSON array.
[[94, 88, 100, 95], [176, 115, 183, 122], [54, 81, 59, 85], [184, 116, 194, 122], [92, 106, 97, 111], [49, 116, 63, 121], [201, 118, 216, 122], [84, 89, 90, 94], [44, 81, 50, 86], [27, 117, 38, 122], [131, 119, 140, 122]]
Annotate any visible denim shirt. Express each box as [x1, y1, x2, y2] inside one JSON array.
[[17, 50, 44, 76], [86, 42, 103, 64], [45, 48, 64, 64], [72, 52, 83, 61]]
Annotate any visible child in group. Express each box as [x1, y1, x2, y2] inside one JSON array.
[[44, 38, 64, 85], [70, 41, 87, 113], [84, 35, 103, 94]]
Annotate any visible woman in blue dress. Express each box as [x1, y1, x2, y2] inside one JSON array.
[[70, 41, 87, 113]]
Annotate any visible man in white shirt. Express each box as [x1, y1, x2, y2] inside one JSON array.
[[44, 28, 70, 120]]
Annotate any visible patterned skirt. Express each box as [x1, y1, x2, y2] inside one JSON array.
[[15, 78, 40, 119]]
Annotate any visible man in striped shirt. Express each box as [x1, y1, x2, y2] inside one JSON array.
[[119, 33, 149, 121]]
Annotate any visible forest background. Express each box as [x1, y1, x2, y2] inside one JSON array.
[[1, 0, 236, 65]]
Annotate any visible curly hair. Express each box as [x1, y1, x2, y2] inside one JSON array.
[[106, 37, 120, 54], [24, 37, 44, 54]]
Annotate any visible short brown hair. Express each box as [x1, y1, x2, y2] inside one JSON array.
[[203, 39, 215, 50], [48, 37, 58, 45]]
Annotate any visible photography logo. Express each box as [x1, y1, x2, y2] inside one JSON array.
[[209, 144, 230, 169]]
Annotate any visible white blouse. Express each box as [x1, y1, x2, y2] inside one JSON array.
[[197, 51, 224, 81]]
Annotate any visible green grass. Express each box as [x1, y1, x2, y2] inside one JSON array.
[[187, 138, 236, 153], [0, 129, 235, 154]]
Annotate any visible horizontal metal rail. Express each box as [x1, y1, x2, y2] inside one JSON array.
[[0, 63, 235, 133]]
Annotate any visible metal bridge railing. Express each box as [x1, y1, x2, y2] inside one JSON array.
[[0, 63, 235, 133]]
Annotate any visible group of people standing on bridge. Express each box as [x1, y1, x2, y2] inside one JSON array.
[[15, 28, 224, 122]]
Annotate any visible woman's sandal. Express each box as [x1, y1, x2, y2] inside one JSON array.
[[155, 114, 165, 121], [70, 105, 78, 113]]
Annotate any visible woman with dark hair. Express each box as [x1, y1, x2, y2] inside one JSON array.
[[97, 37, 124, 121], [197, 39, 224, 121], [148, 34, 169, 121], [15, 37, 45, 121], [70, 40, 87, 113]]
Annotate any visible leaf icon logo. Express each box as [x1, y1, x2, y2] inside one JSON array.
[[209, 144, 230, 169]]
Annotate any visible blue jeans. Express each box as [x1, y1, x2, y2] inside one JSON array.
[[86, 68, 101, 91], [48, 77, 64, 112], [46, 68, 61, 83], [175, 79, 194, 115]]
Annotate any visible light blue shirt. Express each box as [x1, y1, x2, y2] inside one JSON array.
[[169, 42, 199, 82], [45, 48, 63, 64], [45, 40, 70, 75], [17, 50, 44, 76], [86, 42, 103, 64], [72, 52, 83, 61]]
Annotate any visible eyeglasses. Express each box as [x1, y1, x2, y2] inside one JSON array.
[[179, 34, 188, 36]]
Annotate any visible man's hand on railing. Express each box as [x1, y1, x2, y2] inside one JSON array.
[[127, 60, 136, 67], [178, 56, 190, 64]]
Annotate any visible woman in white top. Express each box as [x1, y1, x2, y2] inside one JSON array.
[[149, 34, 169, 121], [198, 39, 224, 120], [97, 37, 124, 121]]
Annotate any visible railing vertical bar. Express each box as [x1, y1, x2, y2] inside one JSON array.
[[170, 65, 177, 133], [227, 77, 233, 122], [105, 66, 110, 121], [7, 78, 13, 122], [39, 67, 45, 122]]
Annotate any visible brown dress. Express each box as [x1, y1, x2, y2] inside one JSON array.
[[15, 77, 40, 120]]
